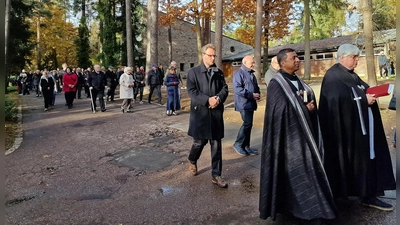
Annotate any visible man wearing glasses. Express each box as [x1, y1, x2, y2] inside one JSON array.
[[186, 43, 229, 188], [319, 43, 395, 211]]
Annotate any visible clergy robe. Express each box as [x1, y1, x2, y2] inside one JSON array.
[[259, 71, 337, 221], [319, 63, 395, 198]]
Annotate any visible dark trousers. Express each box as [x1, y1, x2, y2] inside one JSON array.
[[148, 85, 162, 104], [134, 86, 144, 101], [42, 90, 53, 109], [84, 85, 89, 97], [76, 84, 83, 99], [65, 92, 75, 107], [234, 110, 254, 149], [35, 85, 41, 96], [90, 89, 105, 110], [107, 85, 116, 100], [188, 139, 222, 178], [379, 64, 388, 77]]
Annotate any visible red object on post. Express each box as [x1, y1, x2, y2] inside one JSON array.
[[366, 83, 394, 97]]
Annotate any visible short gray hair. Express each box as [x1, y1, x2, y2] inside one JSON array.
[[336, 44, 360, 62], [124, 66, 132, 73]]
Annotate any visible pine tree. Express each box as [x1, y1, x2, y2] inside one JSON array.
[[75, 16, 92, 68]]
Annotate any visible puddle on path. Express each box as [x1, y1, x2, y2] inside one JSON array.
[[110, 146, 177, 171]]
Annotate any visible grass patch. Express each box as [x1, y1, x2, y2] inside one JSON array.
[[5, 93, 20, 152]]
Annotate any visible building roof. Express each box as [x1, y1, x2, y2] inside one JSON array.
[[222, 29, 396, 62]]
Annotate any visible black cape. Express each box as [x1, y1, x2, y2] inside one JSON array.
[[259, 73, 337, 221], [319, 63, 395, 198]]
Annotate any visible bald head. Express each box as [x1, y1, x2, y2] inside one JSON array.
[[242, 55, 255, 70], [271, 56, 279, 70]]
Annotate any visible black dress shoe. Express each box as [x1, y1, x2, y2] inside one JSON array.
[[101, 108, 107, 112], [361, 197, 394, 211]]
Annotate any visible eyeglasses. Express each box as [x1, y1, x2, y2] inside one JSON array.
[[347, 55, 359, 59], [204, 53, 217, 58]]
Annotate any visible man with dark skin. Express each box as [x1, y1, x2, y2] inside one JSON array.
[[259, 48, 336, 221]]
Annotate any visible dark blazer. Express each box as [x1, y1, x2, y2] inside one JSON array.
[[88, 71, 107, 91], [186, 62, 228, 140]]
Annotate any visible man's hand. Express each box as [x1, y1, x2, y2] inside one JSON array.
[[89, 86, 93, 90], [366, 94, 376, 105], [306, 100, 315, 112], [253, 93, 260, 100], [208, 96, 220, 109]]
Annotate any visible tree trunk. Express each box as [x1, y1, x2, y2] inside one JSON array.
[[168, 25, 172, 63], [82, 0, 86, 18], [303, 0, 310, 80], [361, 0, 376, 86], [37, 16, 41, 69], [146, 0, 159, 71], [126, 0, 134, 67], [254, 0, 263, 83], [195, 15, 202, 64], [214, 0, 223, 68], [262, 8, 269, 77], [5, 0, 11, 92]]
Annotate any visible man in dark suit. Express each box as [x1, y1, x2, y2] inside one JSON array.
[[186, 43, 229, 188], [88, 64, 108, 112]]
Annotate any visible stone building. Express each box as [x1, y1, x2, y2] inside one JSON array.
[[141, 13, 252, 77]]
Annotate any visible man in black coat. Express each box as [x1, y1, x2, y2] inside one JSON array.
[[105, 65, 118, 101], [259, 48, 336, 221], [88, 64, 108, 112], [186, 43, 229, 188], [75, 68, 85, 99], [319, 44, 395, 211], [147, 64, 163, 105]]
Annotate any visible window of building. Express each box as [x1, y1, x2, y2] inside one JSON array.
[[298, 55, 313, 61], [180, 63, 184, 71], [315, 53, 334, 60], [230, 46, 235, 52], [360, 47, 384, 56], [190, 63, 194, 68], [232, 62, 241, 66]]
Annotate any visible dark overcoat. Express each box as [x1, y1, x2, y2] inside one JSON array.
[[186, 62, 228, 140], [319, 63, 396, 198], [259, 73, 336, 221]]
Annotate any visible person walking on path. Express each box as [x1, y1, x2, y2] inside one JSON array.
[[164, 66, 181, 116], [232, 55, 260, 156], [40, 71, 55, 111], [378, 51, 388, 79], [133, 66, 145, 104], [264, 56, 280, 87], [319, 44, 396, 211], [147, 64, 163, 105], [105, 66, 118, 102], [62, 67, 78, 109], [88, 65, 108, 112], [186, 43, 229, 188], [119, 67, 135, 113], [259, 48, 337, 221]]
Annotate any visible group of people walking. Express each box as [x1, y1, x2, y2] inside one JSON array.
[[19, 61, 183, 115], [183, 43, 395, 223], [17, 43, 395, 223]]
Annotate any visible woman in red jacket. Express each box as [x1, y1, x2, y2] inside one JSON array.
[[62, 67, 78, 109]]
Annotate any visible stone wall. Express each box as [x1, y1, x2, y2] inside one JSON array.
[[142, 13, 252, 77]]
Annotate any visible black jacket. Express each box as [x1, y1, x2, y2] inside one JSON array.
[[105, 70, 118, 87], [186, 62, 228, 140], [147, 69, 163, 85], [88, 71, 107, 91]]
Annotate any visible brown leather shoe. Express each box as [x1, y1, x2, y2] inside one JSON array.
[[212, 176, 228, 188], [188, 162, 197, 176]]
